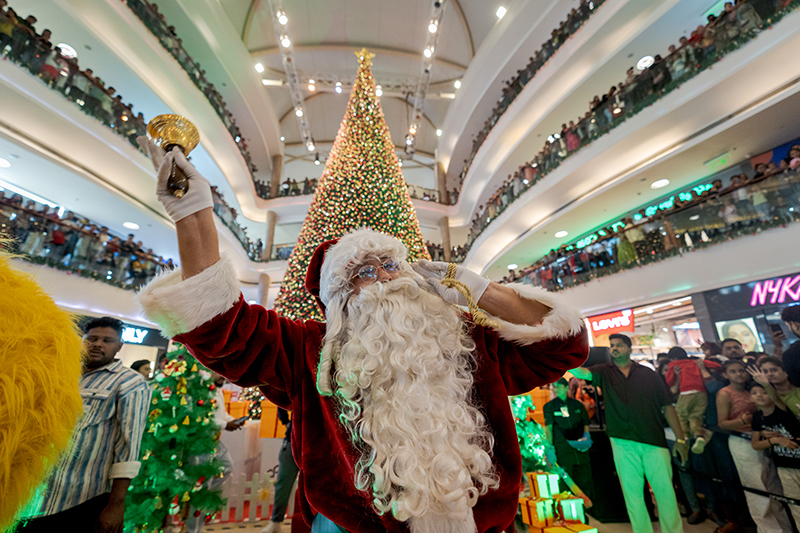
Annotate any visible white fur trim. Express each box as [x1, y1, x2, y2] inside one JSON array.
[[137, 256, 241, 338], [488, 284, 584, 345], [320, 228, 407, 306]]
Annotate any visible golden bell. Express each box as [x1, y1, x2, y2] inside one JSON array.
[[147, 114, 200, 198]]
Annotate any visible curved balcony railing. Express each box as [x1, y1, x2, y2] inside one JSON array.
[[1, 193, 174, 290], [462, 0, 795, 251], [456, 0, 606, 184], [123, 0, 258, 179], [505, 165, 800, 290], [255, 177, 456, 205], [0, 6, 149, 152]]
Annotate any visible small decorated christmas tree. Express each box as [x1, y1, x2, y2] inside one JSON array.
[[241, 387, 266, 420], [274, 48, 430, 321], [511, 394, 549, 473], [124, 346, 225, 532]]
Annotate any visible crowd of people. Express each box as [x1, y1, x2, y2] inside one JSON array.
[[0, 191, 177, 289], [461, 0, 777, 243], [123, 0, 258, 177], [0, 1, 149, 150], [562, 315, 800, 532], [210, 186, 264, 261], [503, 152, 800, 288], [461, 0, 603, 176], [423, 241, 466, 263]]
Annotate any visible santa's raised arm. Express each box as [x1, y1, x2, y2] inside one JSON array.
[[138, 139, 589, 533]]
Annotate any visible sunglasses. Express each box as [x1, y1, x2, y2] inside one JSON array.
[[353, 260, 399, 284]]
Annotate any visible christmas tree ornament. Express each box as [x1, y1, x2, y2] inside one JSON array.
[[180, 396, 188, 406], [152, 397, 159, 405], [191, 363, 198, 372], [160, 386, 172, 401], [273, 48, 429, 321], [169, 424, 178, 433], [142, 450, 152, 461], [155, 373, 165, 382], [181, 492, 191, 503], [197, 399, 204, 406], [182, 416, 190, 425], [153, 496, 163, 509], [209, 384, 216, 392], [149, 409, 162, 421], [172, 406, 177, 418]]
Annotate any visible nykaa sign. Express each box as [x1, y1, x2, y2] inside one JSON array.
[[588, 309, 634, 337], [750, 275, 800, 307]]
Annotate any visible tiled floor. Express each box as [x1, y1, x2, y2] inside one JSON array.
[[201, 516, 722, 532]]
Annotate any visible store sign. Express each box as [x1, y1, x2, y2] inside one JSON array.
[[750, 275, 800, 307], [588, 309, 634, 337], [122, 327, 149, 344]]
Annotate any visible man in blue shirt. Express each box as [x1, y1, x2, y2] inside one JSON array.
[[19, 317, 151, 533]]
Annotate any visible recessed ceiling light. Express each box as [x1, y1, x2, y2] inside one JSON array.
[[262, 79, 283, 87], [248, 299, 258, 304], [651, 179, 670, 189], [689, 215, 700, 220], [637, 55, 654, 70], [507, 263, 518, 270], [123, 222, 140, 230], [454, 80, 462, 89], [295, 107, 303, 117], [496, 6, 507, 18], [436, 129, 442, 137], [428, 22, 438, 34], [280, 136, 285, 142], [56, 43, 77, 59], [0, 158, 10, 168], [307, 141, 315, 152], [277, 11, 288, 25], [255, 62, 264, 73], [281, 36, 291, 48], [555, 230, 569, 238], [335, 81, 343, 93]]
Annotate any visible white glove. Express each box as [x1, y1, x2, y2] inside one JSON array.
[[411, 259, 491, 307], [138, 136, 213, 223]]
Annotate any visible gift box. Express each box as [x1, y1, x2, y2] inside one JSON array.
[[258, 399, 289, 439], [527, 498, 555, 528], [527, 471, 560, 499], [228, 400, 249, 419], [520, 498, 533, 525], [563, 524, 597, 533], [557, 496, 585, 524]]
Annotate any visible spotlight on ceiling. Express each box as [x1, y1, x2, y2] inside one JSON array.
[[314, 153, 320, 165], [436, 129, 442, 137], [335, 81, 343, 93], [123, 222, 140, 230], [555, 230, 569, 238], [651, 179, 670, 189], [281, 36, 291, 48], [261, 78, 283, 86], [280, 136, 285, 142], [375, 85, 383, 97], [428, 21, 438, 34], [56, 43, 77, 59], [0, 157, 10, 168], [255, 62, 264, 73], [454, 79, 462, 89], [277, 11, 288, 25], [507, 263, 518, 270], [496, 6, 507, 18], [637, 55, 654, 70], [295, 107, 303, 117], [423, 47, 433, 58], [409, 125, 417, 135], [307, 141, 315, 152], [308, 79, 315, 91]]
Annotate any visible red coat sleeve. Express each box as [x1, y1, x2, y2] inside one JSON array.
[[665, 362, 677, 387], [174, 295, 323, 407]]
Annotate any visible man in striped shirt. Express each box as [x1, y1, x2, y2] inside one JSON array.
[[19, 317, 151, 533]]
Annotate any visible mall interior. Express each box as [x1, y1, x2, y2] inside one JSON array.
[[2, 0, 800, 532]]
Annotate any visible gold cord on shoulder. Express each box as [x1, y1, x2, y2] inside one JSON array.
[[441, 263, 499, 329]]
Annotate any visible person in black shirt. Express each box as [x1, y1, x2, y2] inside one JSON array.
[[750, 381, 800, 527], [260, 408, 299, 533], [779, 305, 800, 388], [571, 334, 688, 533], [543, 378, 593, 501]]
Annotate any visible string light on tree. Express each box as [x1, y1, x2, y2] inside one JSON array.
[[273, 48, 430, 321]]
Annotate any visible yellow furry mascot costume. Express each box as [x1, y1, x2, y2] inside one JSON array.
[[0, 247, 83, 532]]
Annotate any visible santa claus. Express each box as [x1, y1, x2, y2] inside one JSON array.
[[138, 143, 588, 533]]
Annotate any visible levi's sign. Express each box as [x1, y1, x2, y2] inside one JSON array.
[[750, 275, 800, 307], [588, 309, 634, 337]]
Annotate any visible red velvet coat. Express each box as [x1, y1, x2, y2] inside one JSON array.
[[175, 295, 588, 532]]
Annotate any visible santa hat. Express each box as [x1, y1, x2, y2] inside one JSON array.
[[305, 228, 408, 316]]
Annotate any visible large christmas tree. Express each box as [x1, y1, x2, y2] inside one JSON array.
[[274, 48, 430, 321], [124, 347, 225, 532]]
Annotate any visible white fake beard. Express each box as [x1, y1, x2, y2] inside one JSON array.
[[332, 276, 499, 533]]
